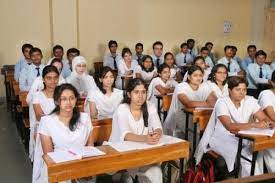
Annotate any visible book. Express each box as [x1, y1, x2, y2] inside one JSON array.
[[238, 128, 275, 137]]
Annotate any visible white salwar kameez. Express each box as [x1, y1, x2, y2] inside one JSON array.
[[258, 90, 275, 172], [195, 96, 264, 177], [115, 59, 138, 89], [109, 102, 163, 183], [133, 65, 157, 84], [32, 113, 93, 183], [84, 88, 123, 119], [206, 81, 229, 98]]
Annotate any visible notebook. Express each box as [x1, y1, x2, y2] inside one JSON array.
[[238, 128, 275, 137]]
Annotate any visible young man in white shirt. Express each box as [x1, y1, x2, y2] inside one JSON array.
[[175, 42, 193, 67], [232, 46, 243, 67], [151, 41, 164, 68], [133, 42, 144, 64], [200, 46, 214, 69], [103, 40, 122, 70], [187, 38, 198, 58], [242, 45, 257, 71], [205, 42, 217, 64], [65, 48, 80, 72]]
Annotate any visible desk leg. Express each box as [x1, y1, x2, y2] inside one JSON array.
[[235, 138, 243, 178], [250, 151, 258, 176], [185, 113, 189, 140], [167, 162, 172, 183], [179, 158, 184, 183], [193, 123, 197, 155], [157, 98, 161, 119]]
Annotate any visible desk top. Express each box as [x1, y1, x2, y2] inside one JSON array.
[[44, 142, 189, 183]]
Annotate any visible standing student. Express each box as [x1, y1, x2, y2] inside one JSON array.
[[247, 50, 272, 98], [217, 45, 242, 77], [66, 56, 98, 97], [231, 46, 243, 67], [242, 45, 257, 71], [85, 66, 123, 120], [175, 42, 193, 67], [151, 41, 164, 67], [205, 42, 217, 64], [29, 66, 59, 162], [164, 52, 182, 81], [133, 42, 144, 64], [19, 47, 45, 91], [207, 64, 229, 98], [133, 55, 157, 84], [103, 40, 122, 70], [14, 43, 33, 81], [164, 65, 217, 137], [195, 76, 270, 177], [200, 46, 214, 69], [109, 78, 163, 183], [66, 48, 80, 72], [187, 38, 198, 58], [147, 64, 178, 108], [32, 83, 94, 183], [115, 47, 138, 89]]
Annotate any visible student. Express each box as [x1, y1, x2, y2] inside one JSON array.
[[164, 65, 217, 137], [115, 47, 138, 89], [29, 66, 59, 162], [133, 55, 157, 84], [14, 43, 33, 81], [231, 46, 243, 66], [151, 41, 164, 67], [147, 64, 178, 108], [271, 61, 275, 71], [19, 47, 45, 91], [103, 40, 122, 70], [164, 52, 181, 81], [66, 47, 80, 71], [133, 42, 144, 64], [187, 38, 198, 58], [109, 78, 163, 183], [85, 66, 123, 120], [200, 46, 214, 69], [247, 50, 272, 98], [205, 42, 217, 64], [66, 56, 98, 97], [242, 45, 257, 71], [207, 64, 229, 98], [175, 42, 193, 67], [32, 83, 94, 183], [217, 45, 242, 77], [195, 76, 270, 177]]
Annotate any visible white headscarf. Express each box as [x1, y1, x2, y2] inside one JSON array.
[[72, 56, 87, 78]]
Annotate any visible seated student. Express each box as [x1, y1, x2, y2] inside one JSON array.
[[19, 47, 45, 91], [258, 71, 275, 173], [103, 40, 122, 70], [66, 56, 98, 97], [205, 42, 217, 64], [271, 61, 275, 71], [14, 43, 33, 81], [175, 42, 193, 67], [200, 46, 215, 69], [164, 52, 182, 81], [207, 64, 229, 98], [28, 66, 59, 162], [109, 78, 163, 183], [242, 45, 257, 71], [247, 50, 272, 98], [85, 66, 123, 120], [66, 47, 80, 72], [133, 42, 144, 64], [187, 38, 198, 58], [147, 64, 178, 108], [32, 83, 94, 183], [195, 76, 270, 177], [115, 47, 138, 89], [133, 55, 157, 84], [151, 41, 164, 67], [232, 46, 243, 66], [164, 65, 217, 137], [217, 45, 242, 77]]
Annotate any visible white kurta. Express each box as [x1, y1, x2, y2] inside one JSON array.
[[195, 96, 263, 177], [133, 65, 157, 83], [115, 59, 138, 89], [206, 81, 229, 98], [170, 65, 180, 80], [84, 88, 123, 119], [258, 90, 275, 173], [32, 112, 92, 183], [109, 102, 163, 183]]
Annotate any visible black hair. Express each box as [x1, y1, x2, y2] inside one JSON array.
[[30, 47, 42, 56], [140, 55, 155, 72], [122, 47, 132, 57], [272, 71, 275, 83], [208, 64, 228, 85], [42, 65, 59, 78], [200, 46, 209, 52], [53, 45, 64, 53], [255, 50, 267, 58], [50, 58, 63, 71], [180, 42, 188, 49], [157, 63, 170, 74], [187, 65, 204, 83], [152, 41, 163, 49], [193, 56, 205, 64], [22, 44, 33, 53], [66, 48, 80, 56], [247, 45, 256, 51], [135, 43, 143, 49], [96, 66, 115, 94], [51, 83, 80, 131], [108, 40, 118, 48], [224, 45, 232, 52], [122, 78, 149, 127], [231, 46, 237, 51], [228, 76, 248, 90], [187, 39, 195, 44], [205, 42, 213, 47]]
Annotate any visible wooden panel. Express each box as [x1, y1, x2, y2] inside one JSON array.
[[192, 109, 213, 131], [162, 95, 172, 112], [19, 92, 28, 107], [92, 118, 112, 144]]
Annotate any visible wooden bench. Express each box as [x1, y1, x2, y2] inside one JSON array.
[[155, 94, 172, 121], [76, 97, 86, 112], [92, 118, 112, 145]]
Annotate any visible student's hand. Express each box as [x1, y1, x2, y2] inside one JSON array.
[[253, 121, 269, 129], [146, 133, 160, 145]]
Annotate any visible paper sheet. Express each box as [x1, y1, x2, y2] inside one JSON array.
[[239, 128, 275, 137]]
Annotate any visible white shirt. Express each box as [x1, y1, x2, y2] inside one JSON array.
[[14, 57, 30, 81], [133, 65, 157, 83], [103, 53, 122, 70], [175, 52, 193, 67], [170, 65, 180, 79], [205, 56, 214, 69], [247, 63, 272, 89], [258, 90, 275, 111], [151, 54, 164, 67], [109, 102, 162, 142], [271, 62, 275, 71], [115, 59, 138, 89], [217, 57, 241, 76], [206, 81, 228, 98]]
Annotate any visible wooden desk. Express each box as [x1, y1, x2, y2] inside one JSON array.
[[155, 94, 172, 121], [235, 133, 275, 177], [44, 142, 189, 183]]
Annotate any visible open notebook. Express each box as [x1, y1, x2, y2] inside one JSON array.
[[48, 146, 106, 163], [238, 128, 275, 137]]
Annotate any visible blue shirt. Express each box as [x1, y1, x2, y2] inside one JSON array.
[[14, 57, 30, 81], [61, 59, 71, 78], [103, 53, 122, 70], [241, 56, 254, 71], [217, 57, 241, 76], [247, 63, 272, 89], [151, 54, 164, 67], [175, 52, 193, 67]]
